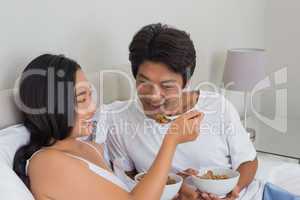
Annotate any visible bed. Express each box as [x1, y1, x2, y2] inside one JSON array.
[[0, 67, 299, 200], [0, 67, 132, 200], [256, 153, 300, 195]]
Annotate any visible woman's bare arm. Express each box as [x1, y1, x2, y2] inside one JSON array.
[[29, 111, 203, 200]]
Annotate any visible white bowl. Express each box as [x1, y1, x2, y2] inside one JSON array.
[[191, 168, 240, 197], [135, 172, 183, 200]]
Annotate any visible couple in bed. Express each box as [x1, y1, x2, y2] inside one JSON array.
[[13, 23, 262, 200]]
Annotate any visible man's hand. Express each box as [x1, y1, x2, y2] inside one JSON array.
[[224, 186, 240, 200], [177, 168, 198, 179], [173, 168, 201, 200], [176, 184, 201, 200], [198, 186, 240, 200]]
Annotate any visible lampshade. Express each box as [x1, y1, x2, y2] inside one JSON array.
[[223, 48, 267, 91]]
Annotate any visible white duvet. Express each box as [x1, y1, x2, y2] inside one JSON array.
[[256, 154, 300, 196]]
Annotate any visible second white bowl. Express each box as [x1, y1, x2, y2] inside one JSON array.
[[191, 168, 240, 197]]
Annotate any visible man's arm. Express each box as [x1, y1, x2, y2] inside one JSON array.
[[215, 158, 258, 200], [235, 158, 258, 192]]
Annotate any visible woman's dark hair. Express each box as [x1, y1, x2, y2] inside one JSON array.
[[129, 23, 196, 86], [13, 54, 80, 187]]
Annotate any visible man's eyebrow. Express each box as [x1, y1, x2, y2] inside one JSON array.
[[137, 74, 177, 84], [161, 80, 177, 84]]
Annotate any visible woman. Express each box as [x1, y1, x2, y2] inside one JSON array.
[[13, 54, 203, 200]]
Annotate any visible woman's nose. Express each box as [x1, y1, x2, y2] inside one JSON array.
[[89, 101, 97, 115]]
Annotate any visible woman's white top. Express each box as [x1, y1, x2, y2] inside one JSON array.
[[25, 139, 129, 192]]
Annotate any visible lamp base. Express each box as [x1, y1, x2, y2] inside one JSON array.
[[246, 127, 256, 143]]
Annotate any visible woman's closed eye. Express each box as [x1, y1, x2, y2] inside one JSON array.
[[77, 98, 86, 103], [76, 89, 92, 103], [76, 91, 88, 103]]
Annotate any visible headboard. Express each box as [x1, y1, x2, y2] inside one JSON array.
[[0, 89, 23, 129], [0, 65, 134, 130]]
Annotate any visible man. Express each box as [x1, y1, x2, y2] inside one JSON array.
[[96, 23, 262, 200]]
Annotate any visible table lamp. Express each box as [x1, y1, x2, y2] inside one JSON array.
[[223, 48, 267, 139]]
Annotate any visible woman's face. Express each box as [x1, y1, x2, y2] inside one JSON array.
[[70, 69, 96, 138]]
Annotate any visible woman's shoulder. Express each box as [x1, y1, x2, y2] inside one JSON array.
[[28, 148, 86, 178], [91, 141, 103, 150], [27, 148, 108, 199], [30, 148, 65, 161]]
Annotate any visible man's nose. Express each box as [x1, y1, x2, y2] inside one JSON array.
[[149, 85, 165, 102]]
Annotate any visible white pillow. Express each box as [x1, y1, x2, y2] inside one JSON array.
[[0, 124, 34, 200]]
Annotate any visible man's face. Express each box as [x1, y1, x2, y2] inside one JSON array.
[[136, 61, 184, 117]]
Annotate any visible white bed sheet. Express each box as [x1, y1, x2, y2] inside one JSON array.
[[256, 153, 300, 195]]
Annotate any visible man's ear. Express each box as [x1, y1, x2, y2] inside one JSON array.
[[182, 80, 192, 91]]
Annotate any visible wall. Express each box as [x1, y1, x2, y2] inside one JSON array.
[[3, 0, 298, 157], [264, 0, 300, 119], [0, 0, 265, 91], [253, 0, 300, 158]]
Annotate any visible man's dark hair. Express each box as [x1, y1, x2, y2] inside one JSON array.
[[129, 23, 196, 86]]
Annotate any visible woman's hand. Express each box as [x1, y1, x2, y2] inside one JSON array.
[[165, 111, 204, 145]]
